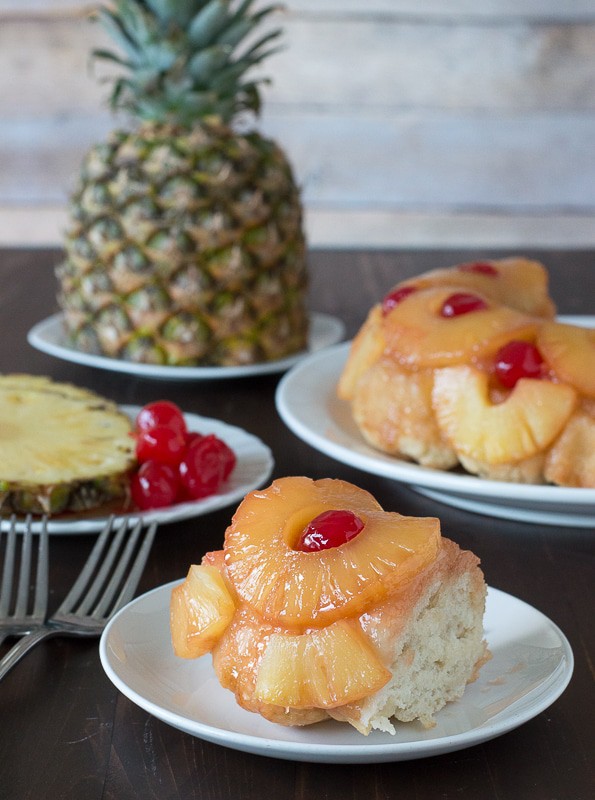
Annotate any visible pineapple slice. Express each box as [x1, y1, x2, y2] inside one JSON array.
[[432, 366, 577, 464], [224, 477, 440, 628], [383, 287, 539, 368], [170, 564, 236, 659], [254, 619, 390, 709], [337, 306, 385, 400], [0, 376, 135, 514], [537, 321, 595, 398], [0, 374, 98, 401], [407, 257, 556, 318]]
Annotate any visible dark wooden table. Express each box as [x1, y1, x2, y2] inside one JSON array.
[[0, 248, 593, 800]]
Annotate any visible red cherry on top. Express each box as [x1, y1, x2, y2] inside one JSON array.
[[440, 292, 488, 318], [136, 400, 187, 438], [495, 340, 544, 388], [458, 262, 498, 276], [297, 509, 365, 552], [381, 285, 417, 315]]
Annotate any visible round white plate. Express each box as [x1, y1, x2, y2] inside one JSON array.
[[100, 584, 573, 764], [275, 342, 595, 528], [27, 312, 345, 380], [0, 406, 273, 535]]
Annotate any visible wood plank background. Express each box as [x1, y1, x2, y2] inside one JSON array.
[[1, 0, 595, 248]]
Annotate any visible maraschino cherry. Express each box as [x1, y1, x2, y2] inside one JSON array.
[[494, 340, 544, 388], [297, 510, 365, 552], [381, 285, 417, 315], [458, 262, 498, 276], [136, 400, 187, 437], [130, 401, 237, 509], [131, 461, 180, 509], [440, 292, 488, 318]]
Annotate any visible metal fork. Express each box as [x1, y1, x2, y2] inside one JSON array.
[[0, 516, 157, 681], [0, 515, 49, 648]]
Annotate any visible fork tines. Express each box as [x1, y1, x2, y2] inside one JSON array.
[[57, 517, 157, 624], [0, 515, 49, 644]]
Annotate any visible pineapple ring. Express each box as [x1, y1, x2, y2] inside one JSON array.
[[224, 477, 441, 628], [382, 286, 539, 368], [337, 305, 385, 401], [403, 257, 556, 318], [537, 321, 595, 399], [432, 365, 578, 464]]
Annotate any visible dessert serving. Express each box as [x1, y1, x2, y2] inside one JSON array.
[[170, 477, 489, 734], [337, 258, 595, 488]]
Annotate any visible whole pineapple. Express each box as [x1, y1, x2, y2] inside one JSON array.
[[57, 0, 308, 367]]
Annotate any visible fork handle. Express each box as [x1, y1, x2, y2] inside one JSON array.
[[0, 628, 58, 681]]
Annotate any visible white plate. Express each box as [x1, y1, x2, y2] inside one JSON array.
[[0, 406, 273, 535], [99, 584, 573, 764], [275, 341, 595, 528], [27, 312, 345, 380]]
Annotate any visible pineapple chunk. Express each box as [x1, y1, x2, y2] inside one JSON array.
[[433, 366, 577, 464], [383, 287, 539, 368], [544, 410, 595, 488], [170, 564, 236, 659], [537, 321, 595, 398], [224, 477, 440, 628], [337, 306, 385, 400], [254, 619, 390, 709], [408, 257, 556, 317]]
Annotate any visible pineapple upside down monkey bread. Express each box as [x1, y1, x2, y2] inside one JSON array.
[[337, 257, 595, 488], [170, 477, 489, 734]]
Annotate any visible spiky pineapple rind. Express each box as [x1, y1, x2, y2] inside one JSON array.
[[58, 122, 308, 367]]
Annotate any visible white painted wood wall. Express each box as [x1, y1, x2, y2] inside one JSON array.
[[1, 0, 595, 248]]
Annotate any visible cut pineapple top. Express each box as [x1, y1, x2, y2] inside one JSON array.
[[0, 374, 98, 400], [0, 377, 135, 486]]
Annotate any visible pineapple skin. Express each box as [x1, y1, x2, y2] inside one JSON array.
[[57, 120, 309, 367]]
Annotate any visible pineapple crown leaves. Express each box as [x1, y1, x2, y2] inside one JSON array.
[[92, 0, 285, 126]]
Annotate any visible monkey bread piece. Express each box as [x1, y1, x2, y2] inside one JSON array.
[[170, 477, 489, 733], [337, 258, 595, 487]]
